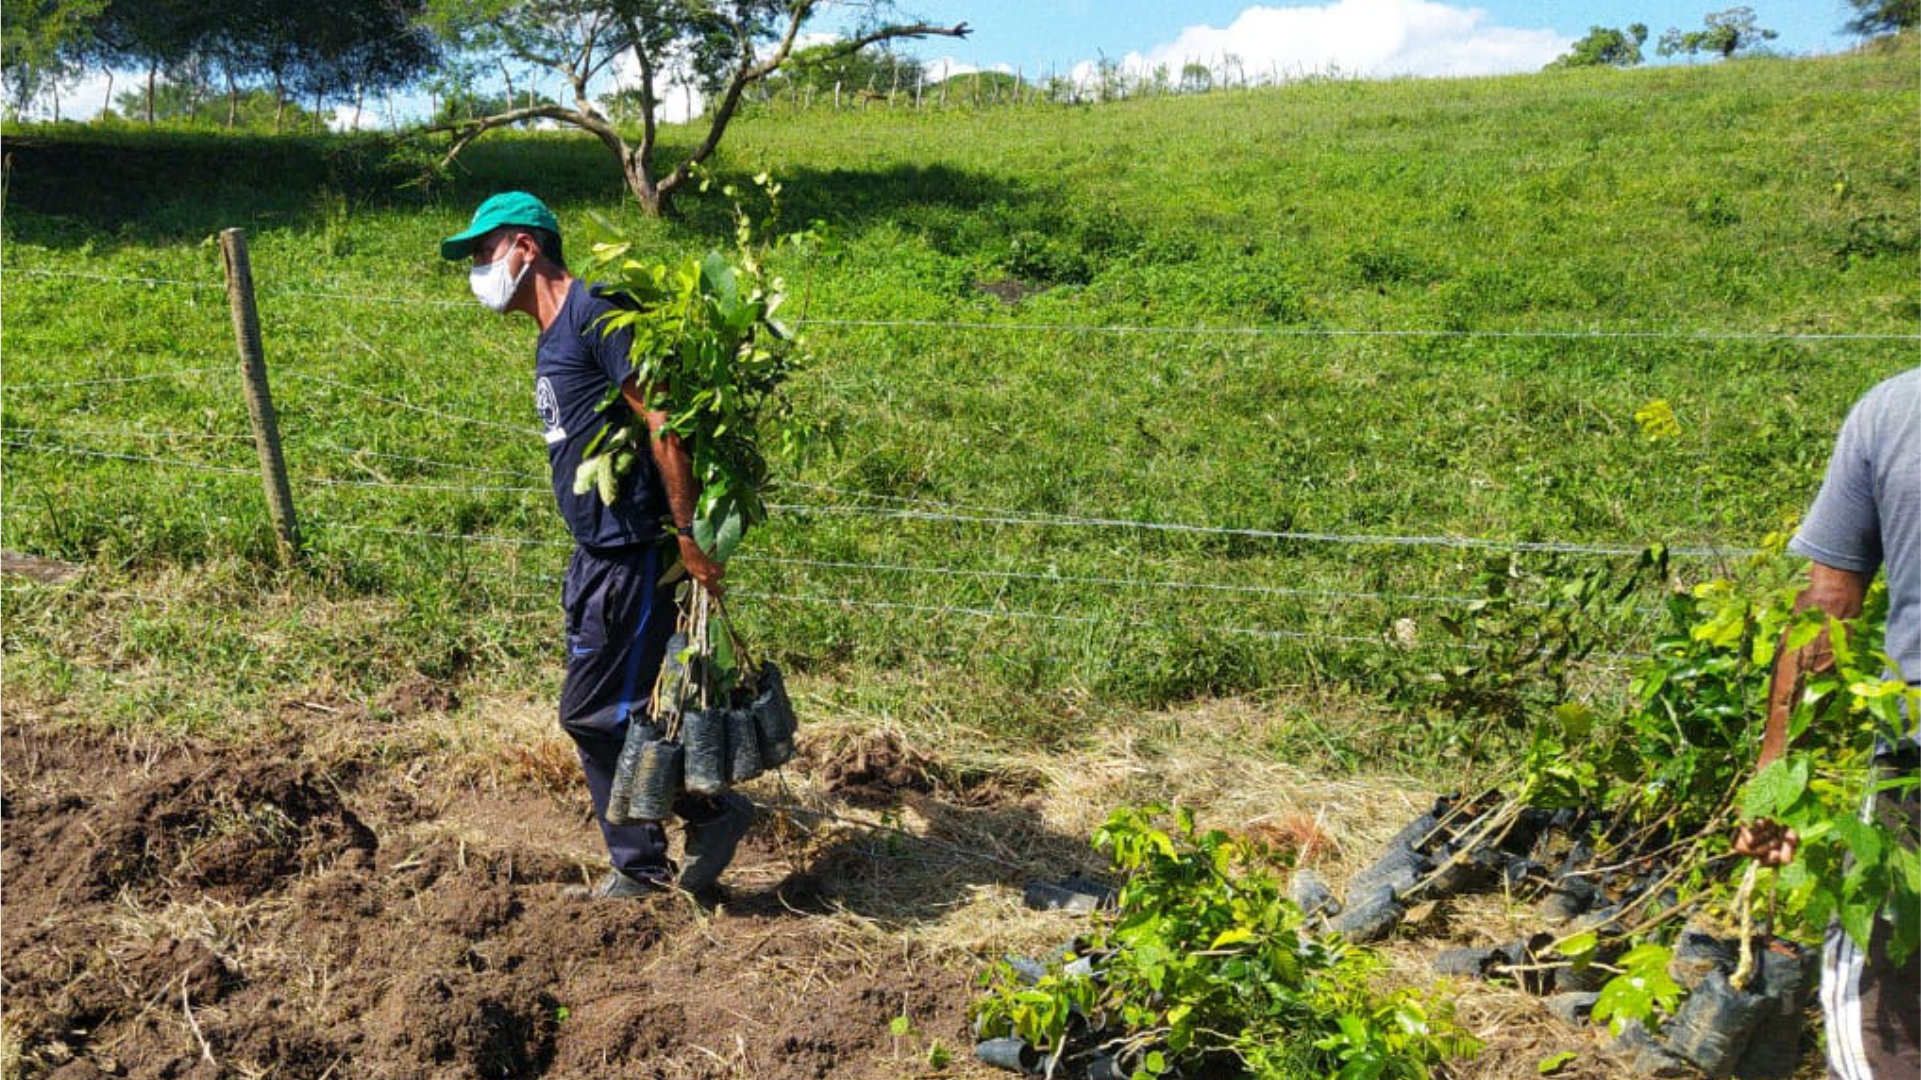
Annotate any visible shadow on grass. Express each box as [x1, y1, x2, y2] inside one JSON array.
[[0, 127, 1038, 251], [731, 792, 1106, 930]]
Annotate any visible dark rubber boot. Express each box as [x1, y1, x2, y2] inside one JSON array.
[[563, 868, 671, 900], [678, 792, 754, 900]]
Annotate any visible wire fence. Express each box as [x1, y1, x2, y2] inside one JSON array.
[[279, 372, 540, 434], [765, 502, 1755, 559], [328, 522, 1491, 607], [12, 266, 1921, 343], [5, 366, 232, 390], [0, 436, 259, 476], [4, 262, 1837, 680], [3, 412, 1747, 560]]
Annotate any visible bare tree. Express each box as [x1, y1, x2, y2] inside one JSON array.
[[425, 0, 968, 216]]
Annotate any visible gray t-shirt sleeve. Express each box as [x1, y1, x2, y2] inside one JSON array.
[[1789, 395, 1883, 574]]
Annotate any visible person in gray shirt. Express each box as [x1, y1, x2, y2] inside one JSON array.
[[1735, 366, 1918, 1080]]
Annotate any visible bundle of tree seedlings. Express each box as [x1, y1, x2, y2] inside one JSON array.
[[1320, 567, 1916, 1078], [610, 587, 797, 822], [579, 175, 821, 822]]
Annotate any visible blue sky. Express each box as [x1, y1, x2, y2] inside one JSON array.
[[26, 1, 1875, 125], [879, 1, 1862, 83]]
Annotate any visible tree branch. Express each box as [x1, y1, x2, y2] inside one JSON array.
[[424, 103, 620, 169], [660, 15, 970, 200], [748, 21, 970, 82], [618, 12, 661, 184]]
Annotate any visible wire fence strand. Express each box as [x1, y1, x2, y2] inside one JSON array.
[[12, 267, 1919, 343], [281, 372, 537, 434], [5, 366, 230, 390], [328, 523, 568, 548], [768, 501, 1755, 559], [0, 437, 257, 475], [797, 317, 1921, 344], [321, 523, 1487, 606], [737, 553, 1482, 605], [308, 475, 548, 495], [305, 439, 546, 479], [733, 589, 1409, 648], [1, 424, 255, 443]]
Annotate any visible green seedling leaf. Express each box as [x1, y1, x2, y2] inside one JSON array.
[[1554, 932, 1598, 962], [1593, 944, 1680, 1034], [1553, 703, 1595, 740], [1538, 1051, 1578, 1074], [1742, 756, 1810, 820], [572, 455, 601, 496], [711, 623, 738, 681], [711, 495, 746, 562], [595, 457, 619, 505], [1210, 927, 1255, 949]]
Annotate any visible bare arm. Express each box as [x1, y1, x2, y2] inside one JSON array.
[[621, 378, 725, 594], [1757, 562, 1870, 769], [1735, 561, 1870, 865]]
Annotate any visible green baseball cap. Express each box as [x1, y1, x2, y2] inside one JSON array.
[[440, 191, 561, 260]]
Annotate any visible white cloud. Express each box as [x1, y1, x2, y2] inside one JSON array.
[[922, 56, 983, 83], [922, 58, 1019, 85], [330, 106, 373, 133], [1086, 0, 1570, 89], [609, 49, 705, 124], [11, 68, 117, 122], [603, 31, 855, 123]]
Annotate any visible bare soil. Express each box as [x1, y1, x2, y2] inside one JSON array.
[[0, 717, 1005, 1080], [3, 693, 1734, 1080]]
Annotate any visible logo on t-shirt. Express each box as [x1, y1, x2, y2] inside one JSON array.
[[535, 377, 565, 444]]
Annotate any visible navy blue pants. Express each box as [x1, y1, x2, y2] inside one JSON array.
[[558, 543, 678, 881]]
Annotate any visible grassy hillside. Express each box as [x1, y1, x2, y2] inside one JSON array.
[[3, 40, 1916, 757]]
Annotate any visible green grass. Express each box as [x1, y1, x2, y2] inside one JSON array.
[[3, 40, 1916, 763]]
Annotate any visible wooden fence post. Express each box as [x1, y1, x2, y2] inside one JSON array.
[[220, 228, 301, 566]]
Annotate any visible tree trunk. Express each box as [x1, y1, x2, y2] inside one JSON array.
[[440, 11, 966, 217], [227, 69, 239, 129], [312, 87, 322, 132], [103, 71, 112, 117], [273, 74, 286, 132], [352, 83, 365, 130], [145, 64, 155, 126], [621, 147, 668, 217]]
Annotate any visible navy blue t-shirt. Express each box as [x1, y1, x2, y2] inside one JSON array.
[[535, 280, 669, 549]]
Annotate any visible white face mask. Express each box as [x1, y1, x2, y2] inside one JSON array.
[[469, 249, 529, 313]]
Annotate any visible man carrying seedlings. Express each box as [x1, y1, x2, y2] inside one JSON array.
[[440, 191, 753, 902], [1734, 367, 1919, 1079]]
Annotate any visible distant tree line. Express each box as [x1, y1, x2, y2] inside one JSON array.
[[1548, 2, 1913, 70], [8, 0, 1913, 125], [2, 0, 436, 128], [2, 0, 1912, 213]]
